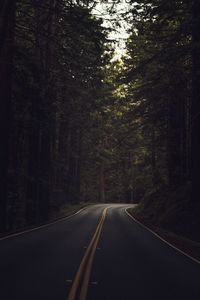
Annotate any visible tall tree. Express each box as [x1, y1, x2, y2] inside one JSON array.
[[120, 0, 193, 192], [0, 0, 112, 232], [0, 0, 16, 232], [191, 0, 200, 204]]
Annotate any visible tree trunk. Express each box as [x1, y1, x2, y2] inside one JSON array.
[[191, 0, 200, 204], [26, 103, 40, 225], [38, 131, 51, 222], [167, 95, 181, 186], [66, 128, 82, 204], [0, 0, 16, 232], [185, 96, 191, 180], [57, 119, 70, 205], [99, 161, 105, 203], [26, 3, 45, 225], [38, 0, 57, 221], [151, 127, 157, 186]]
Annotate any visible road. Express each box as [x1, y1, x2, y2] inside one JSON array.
[[0, 204, 199, 300]]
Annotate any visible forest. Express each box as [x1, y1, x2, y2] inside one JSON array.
[[0, 0, 200, 242]]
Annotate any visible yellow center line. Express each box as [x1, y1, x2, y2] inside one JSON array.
[[67, 206, 111, 300], [79, 208, 108, 300]]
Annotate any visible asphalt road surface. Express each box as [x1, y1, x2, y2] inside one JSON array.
[[0, 204, 199, 300]]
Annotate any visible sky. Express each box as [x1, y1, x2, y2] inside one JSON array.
[[92, 1, 133, 59]]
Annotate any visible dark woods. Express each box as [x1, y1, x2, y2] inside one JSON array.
[[120, 0, 200, 238], [0, 0, 110, 232], [0, 0, 200, 234]]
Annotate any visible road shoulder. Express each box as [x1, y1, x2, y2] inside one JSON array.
[[0, 202, 94, 241], [126, 208, 200, 264]]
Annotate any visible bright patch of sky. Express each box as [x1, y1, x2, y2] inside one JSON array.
[[92, 1, 133, 60]]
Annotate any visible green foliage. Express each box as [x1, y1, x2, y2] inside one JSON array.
[[1, 0, 199, 234], [128, 183, 200, 242], [3, 0, 113, 232], [117, 0, 193, 195]]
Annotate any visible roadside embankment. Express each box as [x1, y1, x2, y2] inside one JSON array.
[[127, 184, 200, 262]]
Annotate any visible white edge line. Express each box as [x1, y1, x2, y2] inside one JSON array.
[[0, 206, 88, 241], [125, 208, 200, 265]]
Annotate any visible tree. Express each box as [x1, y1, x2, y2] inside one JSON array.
[[0, 0, 112, 232], [0, 0, 16, 232], [191, 0, 200, 204], [119, 0, 193, 194]]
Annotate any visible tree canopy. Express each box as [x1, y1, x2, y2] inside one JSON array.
[[0, 0, 199, 234]]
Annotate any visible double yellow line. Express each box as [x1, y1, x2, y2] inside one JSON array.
[[67, 207, 110, 300]]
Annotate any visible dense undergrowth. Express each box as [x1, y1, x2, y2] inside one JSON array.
[[0, 202, 95, 239], [129, 183, 200, 244]]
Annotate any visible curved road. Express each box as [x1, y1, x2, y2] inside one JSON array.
[[0, 204, 199, 300]]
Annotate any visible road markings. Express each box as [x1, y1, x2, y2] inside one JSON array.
[[67, 207, 110, 300], [0, 207, 87, 241], [125, 208, 200, 265]]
